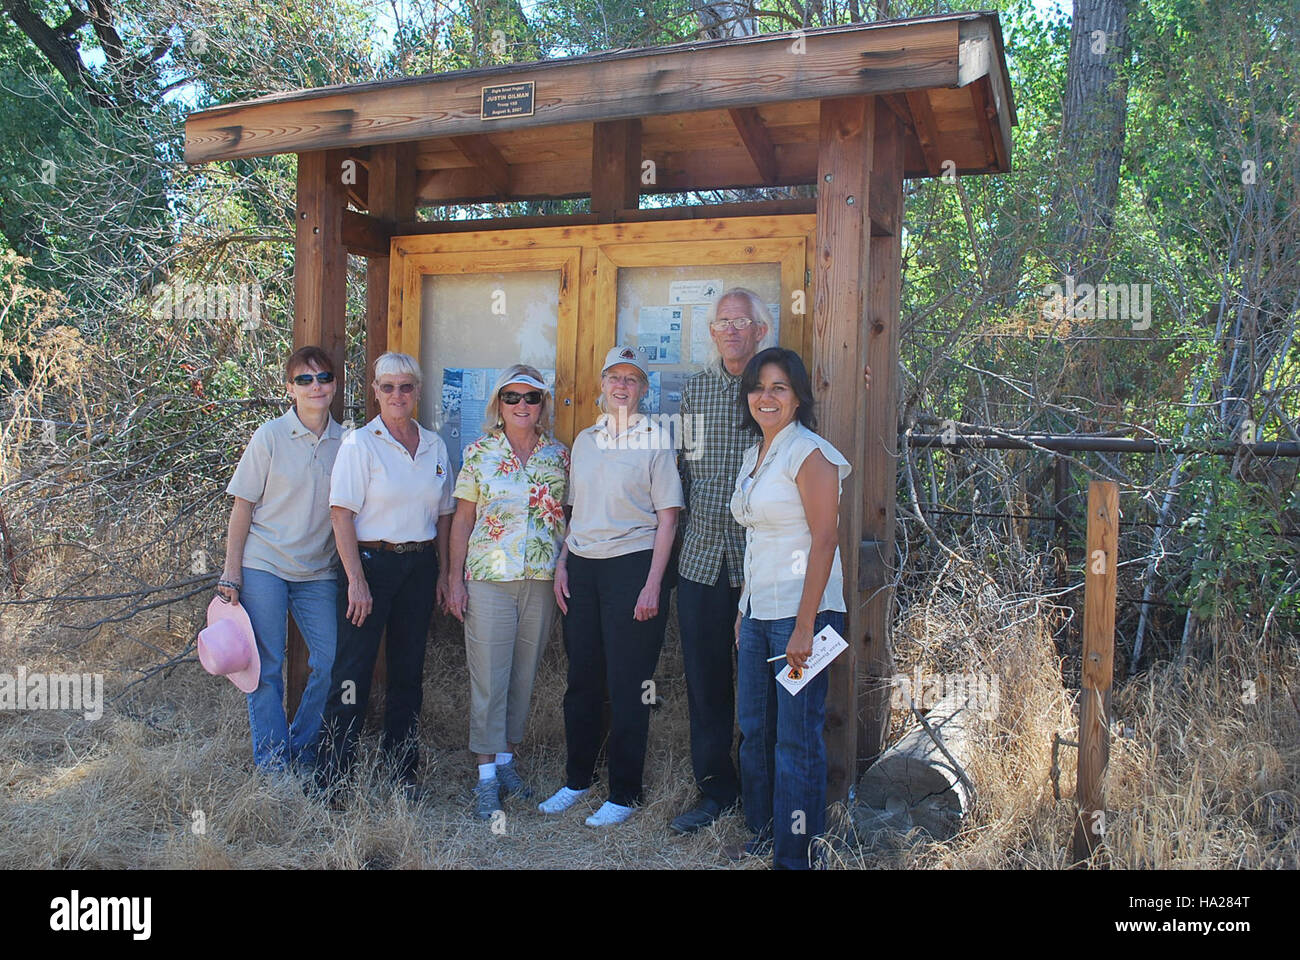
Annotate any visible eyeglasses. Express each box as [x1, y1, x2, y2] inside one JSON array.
[[500, 390, 543, 406], [709, 317, 756, 331], [603, 374, 642, 387], [377, 381, 417, 394], [292, 371, 335, 386]]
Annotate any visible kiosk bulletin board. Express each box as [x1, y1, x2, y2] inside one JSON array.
[[386, 215, 815, 463]]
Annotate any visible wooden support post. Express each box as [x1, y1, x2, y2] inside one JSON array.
[[1054, 454, 1070, 593], [857, 100, 904, 775], [365, 142, 416, 420], [813, 97, 875, 802], [591, 120, 642, 221], [1074, 479, 1117, 864], [295, 150, 349, 422], [286, 150, 349, 721]]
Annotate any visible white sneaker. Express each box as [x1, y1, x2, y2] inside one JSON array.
[[538, 786, 588, 814], [584, 800, 635, 826]]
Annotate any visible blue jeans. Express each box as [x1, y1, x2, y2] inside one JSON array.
[[240, 567, 338, 769], [736, 608, 844, 870]]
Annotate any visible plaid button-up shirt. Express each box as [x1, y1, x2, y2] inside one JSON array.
[[677, 359, 751, 588]]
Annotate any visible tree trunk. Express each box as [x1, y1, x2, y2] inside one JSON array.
[[1057, 0, 1131, 287]]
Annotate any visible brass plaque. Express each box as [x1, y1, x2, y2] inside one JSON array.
[[481, 81, 535, 120]]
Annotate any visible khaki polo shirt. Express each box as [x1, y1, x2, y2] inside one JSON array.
[[227, 409, 343, 581], [565, 414, 684, 560]]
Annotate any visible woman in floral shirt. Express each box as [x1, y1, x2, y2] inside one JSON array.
[[446, 364, 570, 820]]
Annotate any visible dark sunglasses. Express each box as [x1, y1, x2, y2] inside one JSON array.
[[378, 382, 417, 394], [292, 371, 335, 386], [500, 390, 543, 406]]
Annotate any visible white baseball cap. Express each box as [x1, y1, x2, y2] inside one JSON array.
[[600, 345, 649, 378]]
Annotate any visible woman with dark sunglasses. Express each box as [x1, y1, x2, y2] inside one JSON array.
[[445, 364, 570, 820], [219, 345, 343, 770], [315, 351, 455, 798]]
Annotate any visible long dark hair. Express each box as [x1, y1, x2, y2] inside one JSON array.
[[736, 347, 817, 434]]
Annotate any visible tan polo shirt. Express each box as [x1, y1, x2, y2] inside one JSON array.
[[565, 414, 684, 560], [227, 408, 343, 581]]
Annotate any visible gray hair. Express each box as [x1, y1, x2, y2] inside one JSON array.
[[373, 351, 422, 386], [483, 363, 553, 435], [706, 288, 776, 361]]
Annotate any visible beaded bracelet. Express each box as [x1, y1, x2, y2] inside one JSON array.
[[217, 579, 242, 591]]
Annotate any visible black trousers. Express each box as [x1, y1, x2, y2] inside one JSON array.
[[562, 549, 666, 806], [315, 546, 438, 787], [676, 560, 742, 808]]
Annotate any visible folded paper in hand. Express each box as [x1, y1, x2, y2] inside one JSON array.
[[775, 624, 848, 696]]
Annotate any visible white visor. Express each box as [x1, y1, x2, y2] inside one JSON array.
[[501, 374, 548, 393]]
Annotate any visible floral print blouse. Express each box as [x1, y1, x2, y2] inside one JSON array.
[[453, 430, 570, 581]]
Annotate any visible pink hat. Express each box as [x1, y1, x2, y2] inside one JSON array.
[[197, 596, 261, 693]]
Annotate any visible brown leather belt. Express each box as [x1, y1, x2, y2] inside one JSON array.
[[357, 539, 435, 554]]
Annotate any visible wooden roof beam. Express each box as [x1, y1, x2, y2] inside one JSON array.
[[957, 17, 1015, 173], [727, 107, 780, 185], [904, 90, 942, 178], [591, 119, 642, 220], [346, 158, 369, 210], [341, 210, 389, 257], [449, 135, 512, 200], [186, 16, 971, 164]]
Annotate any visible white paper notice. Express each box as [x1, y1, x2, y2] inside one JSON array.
[[775, 624, 848, 696], [690, 304, 714, 364], [669, 279, 725, 304], [636, 306, 683, 364]]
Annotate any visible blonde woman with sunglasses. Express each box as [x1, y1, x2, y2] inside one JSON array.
[[445, 364, 570, 820]]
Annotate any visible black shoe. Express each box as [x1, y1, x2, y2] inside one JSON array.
[[400, 780, 430, 806], [670, 798, 723, 835], [304, 775, 347, 811], [722, 836, 772, 862]]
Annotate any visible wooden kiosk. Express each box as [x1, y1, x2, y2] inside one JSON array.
[[185, 11, 1015, 800]]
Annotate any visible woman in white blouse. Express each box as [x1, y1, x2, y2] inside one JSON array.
[[729, 347, 851, 870], [313, 351, 455, 798]]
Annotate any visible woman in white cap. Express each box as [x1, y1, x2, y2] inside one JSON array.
[[314, 351, 455, 796], [218, 345, 343, 770], [445, 364, 570, 820], [539, 346, 683, 826]]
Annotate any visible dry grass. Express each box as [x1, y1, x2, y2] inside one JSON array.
[[2, 557, 1296, 870]]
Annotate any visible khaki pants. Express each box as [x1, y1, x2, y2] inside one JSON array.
[[465, 578, 557, 755]]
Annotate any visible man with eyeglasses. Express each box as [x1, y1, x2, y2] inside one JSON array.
[[670, 288, 773, 835]]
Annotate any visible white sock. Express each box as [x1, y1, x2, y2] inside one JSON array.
[[496, 752, 513, 766], [478, 762, 496, 781]]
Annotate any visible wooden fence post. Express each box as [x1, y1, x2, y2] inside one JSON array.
[[1074, 479, 1117, 864]]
